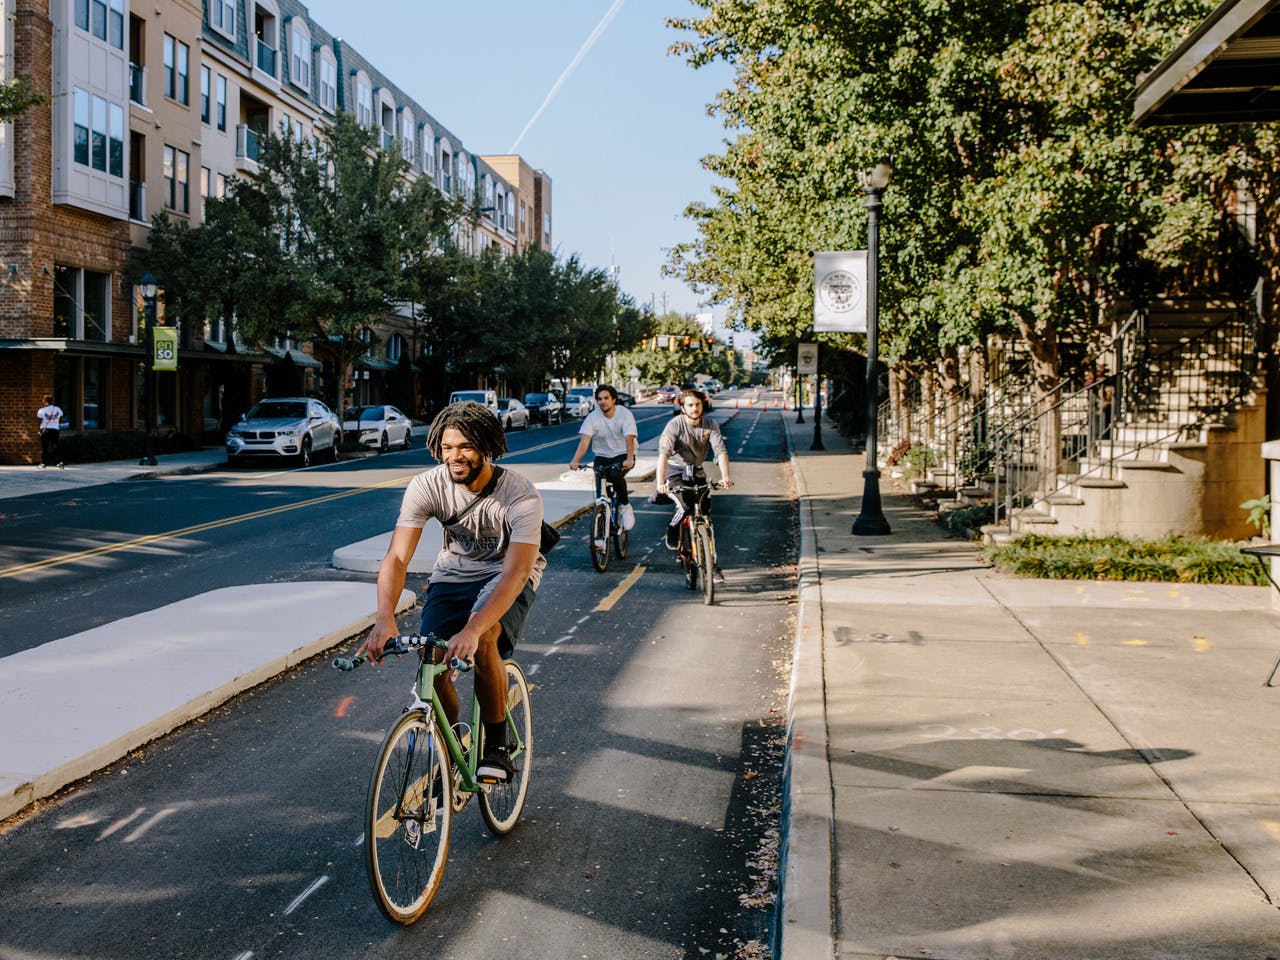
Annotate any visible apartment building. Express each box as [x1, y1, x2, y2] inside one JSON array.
[[480, 154, 553, 254], [0, 0, 551, 463]]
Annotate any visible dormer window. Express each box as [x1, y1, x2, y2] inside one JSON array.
[[318, 52, 337, 112], [400, 111, 414, 163], [210, 0, 235, 37], [289, 20, 311, 90], [421, 124, 434, 174], [354, 73, 372, 127], [253, 3, 279, 77]]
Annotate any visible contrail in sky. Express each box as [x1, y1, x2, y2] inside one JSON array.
[[508, 0, 626, 153]]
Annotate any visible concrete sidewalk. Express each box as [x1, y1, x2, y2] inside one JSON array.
[[0, 447, 228, 500], [780, 413, 1280, 958]]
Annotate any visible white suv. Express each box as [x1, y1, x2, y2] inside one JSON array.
[[226, 397, 341, 467]]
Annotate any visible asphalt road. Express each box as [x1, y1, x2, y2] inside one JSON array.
[[0, 402, 795, 959], [0, 407, 676, 655]]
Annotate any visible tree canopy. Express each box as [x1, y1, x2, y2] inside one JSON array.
[[666, 0, 1267, 390]]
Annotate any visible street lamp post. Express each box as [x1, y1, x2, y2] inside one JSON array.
[[811, 372, 825, 450], [138, 272, 159, 467], [852, 161, 892, 536], [795, 366, 805, 424]]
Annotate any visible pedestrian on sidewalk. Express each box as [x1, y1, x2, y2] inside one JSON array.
[[36, 395, 64, 468], [568, 384, 638, 530]]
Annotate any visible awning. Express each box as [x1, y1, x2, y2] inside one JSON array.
[[355, 356, 398, 371], [265, 346, 324, 369], [1132, 0, 1280, 127]]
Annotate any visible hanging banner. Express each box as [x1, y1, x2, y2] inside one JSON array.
[[798, 342, 818, 375], [153, 326, 178, 371], [813, 250, 867, 332]]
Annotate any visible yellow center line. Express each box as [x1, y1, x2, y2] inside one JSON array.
[[0, 473, 416, 581], [595, 564, 647, 612]]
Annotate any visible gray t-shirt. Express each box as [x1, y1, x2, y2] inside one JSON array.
[[396, 464, 546, 589], [659, 415, 727, 475]]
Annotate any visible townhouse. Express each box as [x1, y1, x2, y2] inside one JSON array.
[[0, 0, 551, 463]]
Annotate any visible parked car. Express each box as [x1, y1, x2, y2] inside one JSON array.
[[565, 385, 596, 418], [226, 397, 340, 467], [497, 397, 531, 431], [448, 389, 499, 416], [655, 385, 679, 404], [343, 404, 413, 452], [523, 392, 563, 425], [616, 391, 635, 407]]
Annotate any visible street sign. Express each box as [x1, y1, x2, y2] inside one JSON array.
[[814, 250, 867, 332], [153, 326, 178, 371], [798, 342, 818, 374]]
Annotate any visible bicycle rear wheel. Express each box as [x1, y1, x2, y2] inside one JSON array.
[[365, 710, 452, 924], [589, 502, 610, 573], [683, 522, 698, 591], [698, 523, 715, 605], [479, 661, 533, 835]]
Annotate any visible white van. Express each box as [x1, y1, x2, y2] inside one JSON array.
[[448, 389, 499, 416]]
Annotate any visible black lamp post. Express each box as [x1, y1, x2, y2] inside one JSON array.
[[795, 366, 804, 424], [138, 272, 159, 466], [811, 371, 825, 450], [852, 161, 892, 536]]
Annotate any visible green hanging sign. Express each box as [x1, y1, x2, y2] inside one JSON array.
[[153, 326, 178, 371]]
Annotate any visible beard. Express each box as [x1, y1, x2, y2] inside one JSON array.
[[448, 460, 483, 486]]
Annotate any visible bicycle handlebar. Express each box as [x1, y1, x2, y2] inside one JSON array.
[[332, 634, 473, 673]]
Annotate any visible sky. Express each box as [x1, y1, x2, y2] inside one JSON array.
[[298, 0, 736, 331]]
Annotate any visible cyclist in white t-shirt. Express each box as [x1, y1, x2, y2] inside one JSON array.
[[35, 395, 64, 468], [568, 385, 638, 530]]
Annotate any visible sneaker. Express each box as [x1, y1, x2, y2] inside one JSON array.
[[618, 503, 636, 530], [476, 745, 515, 784], [56, 463, 65, 469], [38, 463, 46, 469], [665, 524, 681, 549], [713, 565, 727, 583]]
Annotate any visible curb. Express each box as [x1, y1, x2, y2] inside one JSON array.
[[776, 414, 837, 960], [0, 587, 416, 824]]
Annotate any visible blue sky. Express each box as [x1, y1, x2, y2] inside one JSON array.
[[299, 0, 734, 327]]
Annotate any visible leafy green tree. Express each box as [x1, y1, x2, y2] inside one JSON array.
[[0, 77, 45, 121]]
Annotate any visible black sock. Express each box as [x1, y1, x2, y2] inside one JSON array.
[[484, 720, 508, 751]]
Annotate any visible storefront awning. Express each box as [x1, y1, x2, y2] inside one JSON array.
[[265, 346, 324, 369], [1132, 0, 1280, 127]]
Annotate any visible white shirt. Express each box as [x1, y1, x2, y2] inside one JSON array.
[[578, 405, 637, 458], [37, 405, 64, 430]]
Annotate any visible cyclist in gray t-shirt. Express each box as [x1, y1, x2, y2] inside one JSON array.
[[357, 401, 542, 784], [655, 388, 733, 549]]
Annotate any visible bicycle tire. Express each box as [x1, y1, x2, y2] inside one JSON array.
[[698, 523, 715, 605], [613, 504, 629, 559], [365, 710, 452, 924], [479, 661, 533, 835], [589, 503, 610, 573], [683, 522, 698, 591]]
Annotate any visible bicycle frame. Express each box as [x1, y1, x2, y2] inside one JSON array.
[[593, 466, 623, 536], [671, 479, 717, 562]]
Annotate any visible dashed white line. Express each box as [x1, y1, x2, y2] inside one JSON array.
[[232, 952, 254, 960], [98, 806, 145, 841], [122, 807, 177, 843], [284, 875, 330, 916]]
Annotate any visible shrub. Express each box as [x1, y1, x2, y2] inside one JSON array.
[[986, 533, 1267, 586], [940, 503, 994, 539], [903, 444, 936, 478]]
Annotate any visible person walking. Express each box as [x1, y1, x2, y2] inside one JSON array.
[[568, 384, 638, 531], [36, 395, 65, 468]]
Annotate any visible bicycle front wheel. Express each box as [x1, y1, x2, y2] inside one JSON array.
[[698, 523, 715, 605], [479, 660, 533, 835], [589, 503, 610, 573], [365, 710, 452, 924], [613, 510, 629, 560]]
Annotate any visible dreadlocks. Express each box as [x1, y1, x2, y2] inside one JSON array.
[[426, 400, 508, 462]]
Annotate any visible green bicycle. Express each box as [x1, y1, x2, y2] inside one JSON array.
[[333, 634, 533, 924]]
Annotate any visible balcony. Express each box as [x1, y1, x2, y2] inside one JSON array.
[[129, 181, 146, 221], [235, 123, 260, 173], [129, 63, 146, 106], [255, 39, 277, 77]]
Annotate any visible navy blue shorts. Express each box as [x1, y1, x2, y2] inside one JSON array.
[[419, 575, 536, 659]]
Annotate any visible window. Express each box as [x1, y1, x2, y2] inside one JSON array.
[[75, 0, 88, 31], [387, 334, 404, 363], [356, 79, 373, 127], [108, 0, 123, 48], [401, 112, 414, 162], [215, 74, 227, 131], [215, 172, 227, 198], [91, 94, 107, 171], [163, 36, 189, 104], [421, 125, 434, 174], [200, 66, 210, 123], [319, 56, 336, 111], [440, 148, 451, 192], [290, 23, 310, 89], [211, 0, 235, 37], [51, 265, 112, 343], [163, 146, 190, 213], [73, 89, 89, 166], [91, 0, 106, 40], [109, 102, 123, 177]]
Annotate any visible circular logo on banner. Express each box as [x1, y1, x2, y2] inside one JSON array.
[[818, 269, 861, 314]]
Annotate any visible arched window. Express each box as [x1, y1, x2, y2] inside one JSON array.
[[421, 123, 435, 174], [387, 334, 405, 363], [288, 18, 311, 90], [353, 70, 373, 127], [317, 47, 337, 112]]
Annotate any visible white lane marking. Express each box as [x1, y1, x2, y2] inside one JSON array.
[[353, 833, 365, 847], [232, 952, 254, 960], [122, 807, 177, 842], [552, 634, 573, 645], [98, 806, 145, 840], [566, 625, 578, 634], [527, 663, 541, 676], [576, 615, 590, 625], [284, 875, 330, 916]]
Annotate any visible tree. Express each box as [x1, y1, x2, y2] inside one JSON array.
[[0, 77, 45, 122]]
